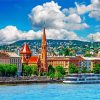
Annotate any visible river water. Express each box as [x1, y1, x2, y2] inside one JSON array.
[[0, 83, 100, 100]]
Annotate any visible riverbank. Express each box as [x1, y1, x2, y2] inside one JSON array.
[[0, 76, 62, 85]]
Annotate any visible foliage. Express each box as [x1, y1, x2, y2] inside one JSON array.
[[23, 64, 38, 76], [55, 65, 66, 75], [93, 64, 100, 74], [64, 48, 70, 56], [31, 65, 38, 75], [48, 65, 55, 78], [0, 64, 17, 76], [69, 63, 79, 74], [55, 65, 66, 79], [81, 67, 87, 73], [84, 54, 92, 57], [55, 71, 63, 79]]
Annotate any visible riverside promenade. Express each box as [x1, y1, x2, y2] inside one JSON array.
[[0, 76, 62, 85]]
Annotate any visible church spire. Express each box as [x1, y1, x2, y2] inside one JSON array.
[[41, 27, 48, 72]]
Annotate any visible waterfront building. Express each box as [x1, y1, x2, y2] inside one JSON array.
[[80, 57, 100, 71], [47, 56, 69, 72], [0, 51, 22, 75]]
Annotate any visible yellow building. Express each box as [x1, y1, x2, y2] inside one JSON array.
[[47, 56, 69, 72]]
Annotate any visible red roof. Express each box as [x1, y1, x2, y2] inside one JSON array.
[[28, 56, 38, 63], [20, 43, 31, 54], [21, 56, 27, 63]]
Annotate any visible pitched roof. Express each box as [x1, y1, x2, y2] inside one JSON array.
[[21, 56, 27, 63], [0, 51, 19, 57], [28, 56, 38, 63], [20, 43, 31, 54]]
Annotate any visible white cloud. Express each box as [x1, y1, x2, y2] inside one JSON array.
[[75, 2, 92, 15], [65, 14, 81, 23], [63, 0, 100, 20], [75, 0, 100, 20], [0, 26, 82, 45], [0, 26, 41, 45], [88, 32, 100, 41], [29, 1, 89, 31]]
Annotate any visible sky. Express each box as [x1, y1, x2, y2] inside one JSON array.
[[0, 0, 100, 44]]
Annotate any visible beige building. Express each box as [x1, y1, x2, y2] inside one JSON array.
[[0, 51, 22, 75], [47, 56, 69, 72]]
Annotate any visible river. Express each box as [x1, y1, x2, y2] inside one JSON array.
[[0, 83, 100, 100]]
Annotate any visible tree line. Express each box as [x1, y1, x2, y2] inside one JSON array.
[[0, 63, 100, 78]]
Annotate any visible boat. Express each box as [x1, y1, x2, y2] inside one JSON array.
[[63, 74, 100, 84]]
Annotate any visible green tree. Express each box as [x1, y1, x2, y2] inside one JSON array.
[[55, 66, 66, 79], [0, 64, 17, 76], [23, 65, 38, 76], [48, 65, 55, 78], [0, 64, 5, 76], [69, 63, 79, 74], [55, 65, 65, 75], [55, 71, 63, 79], [23, 65, 33, 76], [93, 64, 100, 74], [64, 48, 70, 56], [31, 65, 38, 75], [81, 67, 87, 73]]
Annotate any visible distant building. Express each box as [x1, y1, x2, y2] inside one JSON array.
[[80, 57, 100, 71], [47, 56, 69, 72], [0, 51, 22, 75]]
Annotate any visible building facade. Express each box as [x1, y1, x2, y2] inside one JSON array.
[[47, 56, 69, 72], [0, 51, 22, 75]]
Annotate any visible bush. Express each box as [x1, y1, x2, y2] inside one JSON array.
[[0, 64, 17, 76], [69, 63, 79, 74], [48, 65, 55, 78], [93, 64, 100, 74], [23, 64, 38, 76], [55, 65, 66, 79], [81, 67, 87, 73]]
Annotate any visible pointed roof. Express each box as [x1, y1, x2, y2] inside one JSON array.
[[42, 27, 47, 45], [21, 56, 27, 63], [20, 43, 31, 54]]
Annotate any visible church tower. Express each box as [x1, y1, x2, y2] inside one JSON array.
[[20, 43, 32, 63], [41, 28, 48, 72]]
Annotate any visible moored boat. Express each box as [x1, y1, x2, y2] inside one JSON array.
[[63, 74, 100, 84]]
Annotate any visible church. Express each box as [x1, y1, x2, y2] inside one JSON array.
[[20, 28, 48, 72]]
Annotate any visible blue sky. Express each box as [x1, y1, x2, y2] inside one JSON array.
[[0, 0, 100, 44], [0, 0, 91, 31]]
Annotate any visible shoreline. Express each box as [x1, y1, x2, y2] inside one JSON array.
[[0, 80, 63, 85]]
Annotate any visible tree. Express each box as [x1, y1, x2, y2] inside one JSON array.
[[48, 65, 55, 79], [23, 65, 33, 76], [31, 65, 38, 75], [0, 64, 17, 77], [55, 71, 63, 79], [55, 66, 66, 79], [23, 65, 38, 76], [81, 67, 87, 73], [0, 64, 5, 76], [93, 64, 100, 74], [55, 65, 65, 75], [64, 48, 70, 56], [69, 63, 79, 74]]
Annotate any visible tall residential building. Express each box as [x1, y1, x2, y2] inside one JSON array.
[[41, 28, 48, 72]]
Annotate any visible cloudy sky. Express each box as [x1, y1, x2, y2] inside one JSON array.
[[0, 0, 100, 44]]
